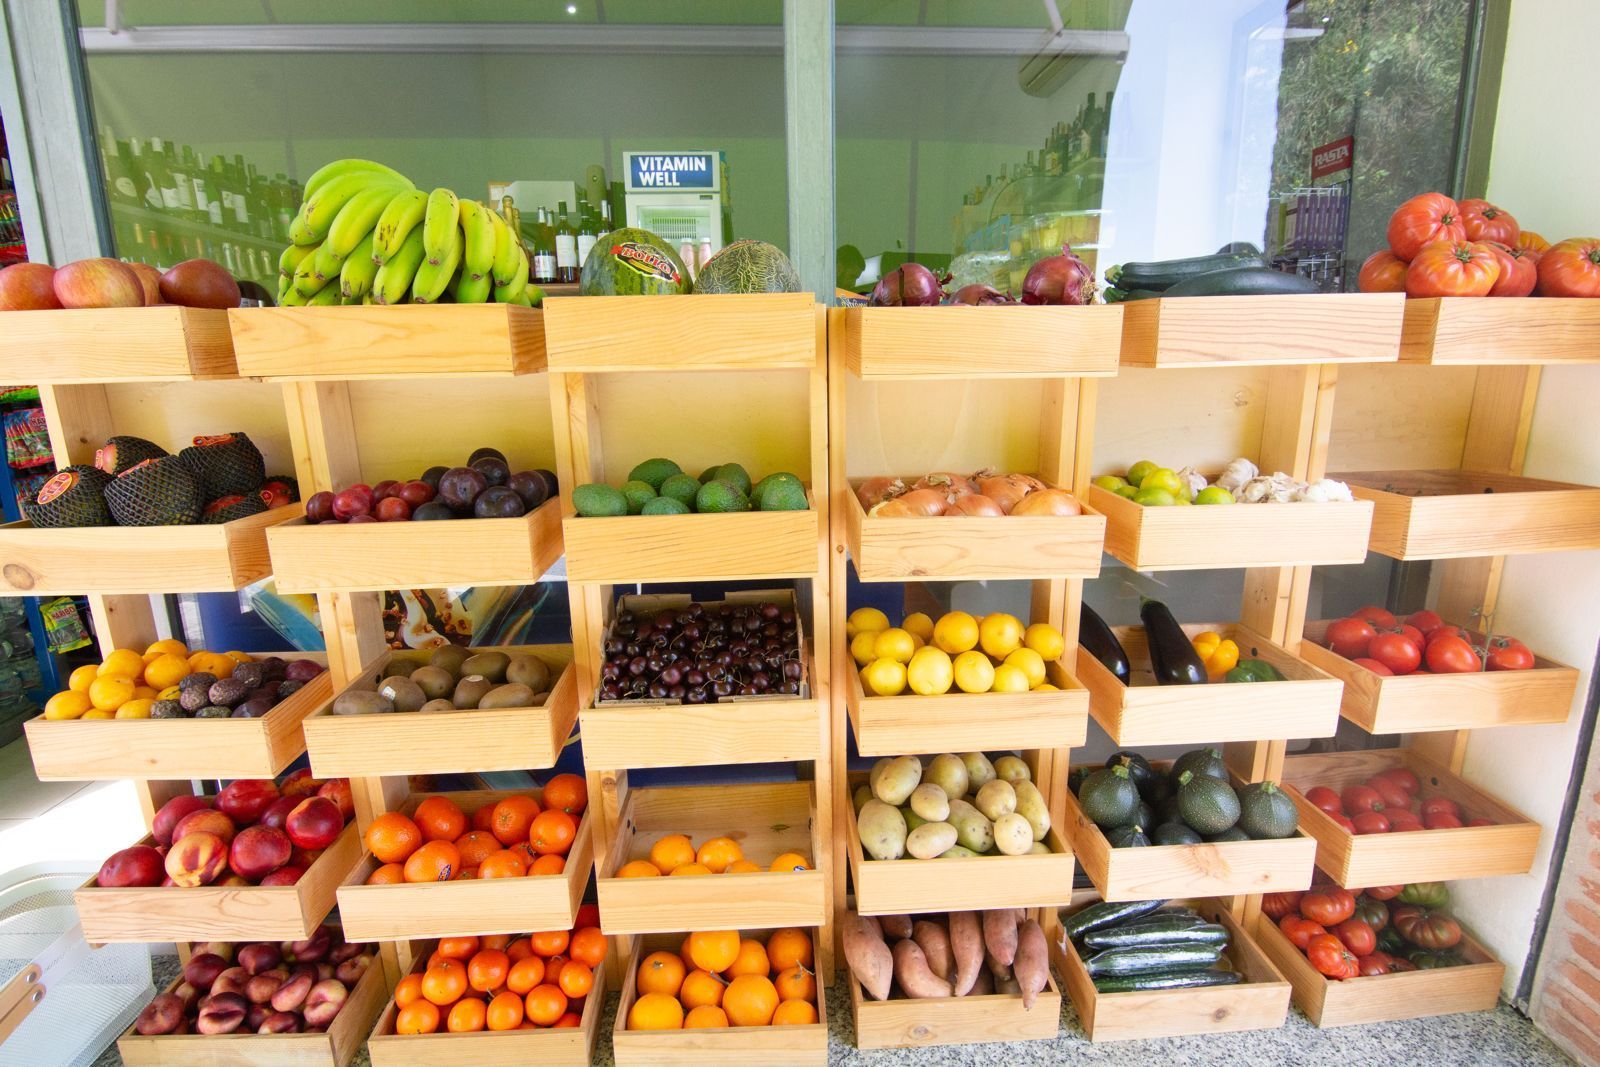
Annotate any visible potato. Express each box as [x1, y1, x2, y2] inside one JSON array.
[[992, 812, 1033, 856], [949, 807, 994, 854], [948, 911, 983, 996], [974, 779, 1017, 821], [872, 755, 923, 806], [938, 844, 979, 859], [842, 914, 894, 1001], [461, 651, 510, 682], [853, 784, 874, 814], [409, 665, 455, 701], [857, 800, 908, 860], [906, 821, 957, 859], [982, 908, 1021, 967], [452, 675, 493, 709], [505, 655, 551, 693], [903, 809, 927, 832], [908, 783, 950, 822], [381, 658, 419, 678], [924, 753, 970, 800], [429, 645, 469, 674], [1014, 919, 1048, 1010], [961, 752, 997, 791], [892, 939, 953, 999], [993, 754, 1031, 783], [332, 690, 392, 716], [1013, 780, 1051, 841], [946, 797, 980, 821], [868, 757, 894, 795], [1026, 841, 1052, 855], [479, 683, 535, 709], [880, 914, 913, 940], [912, 920, 954, 980]]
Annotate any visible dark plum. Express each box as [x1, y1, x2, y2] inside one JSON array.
[[437, 466, 487, 512], [507, 470, 550, 510], [470, 455, 510, 488], [472, 486, 526, 519], [304, 491, 335, 524], [412, 501, 456, 521], [419, 465, 448, 490], [467, 447, 506, 466]]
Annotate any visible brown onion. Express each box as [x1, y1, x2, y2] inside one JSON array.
[[1010, 489, 1082, 516], [943, 494, 1006, 517], [871, 489, 949, 517], [1021, 245, 1097, 306], [856, 476, 906, 510], [913, 472, 978, 497], [977, 474, 1046, 513]]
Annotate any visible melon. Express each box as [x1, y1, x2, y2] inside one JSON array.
[[694, 240, 802, 294], [579, 227, 691, 296]]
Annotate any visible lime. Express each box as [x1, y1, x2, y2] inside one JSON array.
[[1092, 475, 1128, 493], [1132, 486, 1176, 506], [1195, 486, 1236, 505], [1115, 485, 1140, 499], [1140, 468, 1184, 495], [1127, 460, 1158, 487]]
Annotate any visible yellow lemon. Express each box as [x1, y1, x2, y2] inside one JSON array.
[[862, 658, 907, 696], [68, 664, 98, 693], [142, 653, 191, 690], [849, 631, 880, 667], [872, 628, 916, 665], [932, 612, 979, 655], [81, 709, 117, 720], [144, 638, 189, 658], [1023, 623, 1065, 662], [88, 675, 135, 712], [1032, 683, 1059, 691], [1004, 648, 1047, 689], [952, 651, 995, 694], [97, 648, 146, 680], [906, 646, 954, 695], [901, 612, 935, 643], [846, 607, 890, 639], [116, 699, 156, 719], [979, 614, 1024, 659], [991, 662, 1031, 693], [44, 690, 92, 720]]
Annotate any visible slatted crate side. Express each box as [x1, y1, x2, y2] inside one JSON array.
[[542, 293, 819, 372], [1118, 293, 1405, 368], [0, 305, 238, 383], [848, 968, 1062, 1049], [838, 303, 1122, 379], [1399, 296, 1600, 366]]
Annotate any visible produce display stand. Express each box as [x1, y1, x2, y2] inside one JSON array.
[[0, 305, 239, 382], [1397, 296, 1600, 366], [1116, 293, 1405, 368], [848, 968, 1063, 1049]]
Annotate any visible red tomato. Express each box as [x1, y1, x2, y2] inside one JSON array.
[[1426, 625, 1467, 647], [1306, 933, 1360, 980], [1486, 639, 1535, 671], [1405, 610, 1444, 636], [1423, 811, 1464, 830], [1365, 776, 1411, 809], [1486, 241, 1539, 297], [1351, 605, 1397, 629], [1406, 241, 1501, 298], [1304, 786, 1344, 816], [1357, 952, 1393, 977], [1536, 238, 1600, 298], [1387, 810, 1424, 833], [1341, 785, 1385, 815], [1326, 617, 1376, 659], [1279, 914, 1327, 951], [1419, 797, 1460, 819], [1331, 812, 1358, 833], [1425, 635, 1481, 674], [1457, 198, 1520, 245], [1393, 624, 1425, 646], [1364, 884, 1404, 901], [1262, 891, 1304, 921], [1369, 632, 1422, 676], [1352, 811, 1392, 835], [1387, 192, 1466, 261], [1300, 888, 1356, 926], [1373, 767, 1421, 794], [1333, 918, 1377, 957], [1357, 250, 1408, 293]]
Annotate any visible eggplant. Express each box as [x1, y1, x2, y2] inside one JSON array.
[[1080, 603, 1131, 684], [1139, 599, 1207, 685]]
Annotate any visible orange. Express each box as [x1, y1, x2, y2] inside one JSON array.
[[486, 990, 524, 1031], [143, 639, 188, 658], [542, 773, 588, 815], [43, 690, 92, 721], [648, 834, 696, 875], [87, 675, 133, 712], [684, 1004, 729, 1029], [115, 699, 155, 719], [470, 804, 496, 833], [723, 974, 779, 1027], [403, 840, 460, 883], [774, 964, 816, 1003], [506, 956, 546, 995], [687, 930, 740, 974], [679, 934, 696, 973], [636, 951, 686, 997], [505, 938, 534, 962], [670, 863, 712, 877], [772, 998, 817, 1025], [141, 653, 190, 690], [366, 812, 423, 864], [770, 851, 811, 873], [421, 959, 468, 1005], [186, 651, 235, 679], [80, 709, 116, 720], [618, 860, 662, 878], [726, 859, 762, 874], [528, 929, 570, 957], [529, 809, 577, 855], [97, 649, 145, 680], [627, 992, 683, 1031], [454, 830, 500, 867], [542, 955, 568, 987], [558, 961, 594, 998], [478, 849, 528, 879], [426, 950, 452, 971], [529, 853, 566, 876], [726, 938, 770, 979], [446, 997, 486, 1033], [569, 927, 607, 969], [68, 664, 98, 693], [680, 969, 726, 1009], [510, 841, 539, 868], [524, 984, 568, 1027], [480, 934, 511, 951], [437, 936, 480, 960], [468, 949, 510, 992], [452, 866, 478, 881], [393, 973, 424, 1008], [413, 796, 467, 842], [366, 862, 406, 885], [695, 836, 743, 874], [766, 928, 814, 971], [554, 1011, 581, 1028], [490, 795, 541, 846], [396, 999, 440, 1035]]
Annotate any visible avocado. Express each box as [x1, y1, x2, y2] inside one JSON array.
[[1175, 771, 1241, 836], [627, 458, 683, 491], [1077, 765, 1139, 830], [572, 483, 628, 517], [695, 479, 750, 514], [659, 473, 702, 508], [1152, 822, 1203, 846], [620, 479, 657, 514], [753, 471, 802, 503], [641, 497, 691, 515], [757, 478, 808, 512], [1236, 781, 1299, 839], [709, 462, 752, 496], [1169, 747, 1228, 788]]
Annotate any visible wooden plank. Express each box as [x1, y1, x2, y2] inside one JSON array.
[[838, 304, 1121, 379], [1119, 294, 1405, 367], [561, 496, 819, 583], [581, 693, 822, 769], [849, 968, 1061, 1049], [1399, 297, 1600, 365], [37, 382, 115, 466], [0, 306, 238, 382], [542, 294, 818, 372]]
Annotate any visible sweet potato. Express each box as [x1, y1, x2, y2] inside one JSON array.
[[971, 968, 995, 995], [1014, 918, 1048, 1010], [892, 938, 953, 999], [880, 914, 913, 940], [843, 913, 894, 1001], [912, 920, 953, 981], [948, 910, 984, 995], [982, 907, 1021, 967]]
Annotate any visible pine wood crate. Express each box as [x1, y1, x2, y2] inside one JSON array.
[[1055, 896, 1290, 1042], [366, 943, 605, 1066], [228, 304, 546, 379], [266, 498, 561, 592], [1118, 293, 1405, 367], [837, 303, 1122, 378], [845, 480, 1104, 581], [75, 820, 359, 943], [542, 293, 818, 372], [613, 929, 827, 1066], [0, 503, 300, 595], [596, 780, 826, 934], [1399, 296, 1600, 365], [1087, 484, 1373, 571], [335, 788, 592, 941], [1076, 622, 1340, 747], [845, 652, 1087, 756], [117, 946, 387, 1067], [1253, 909, 1503, 1027], [0, 305, 238, 382], [1300, 620, 1579, 733], [303, 645, 577, 777], [849, 968, 1061, 1049], [26, 653, 331, 781], [1336, 469, 1600, 559], [1280, 747, 1541, 887]]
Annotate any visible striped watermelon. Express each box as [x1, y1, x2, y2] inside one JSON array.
[[579, 227, 691, 296], [693, 240, 802, 294]]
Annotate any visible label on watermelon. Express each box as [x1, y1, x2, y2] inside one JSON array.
[[36, 471, 76, 506], [193, 433, 237, 447], [610, 242, 681, 285]]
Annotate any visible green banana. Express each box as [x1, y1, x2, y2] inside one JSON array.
[[340, 233, 380, 300], [525, 283, 545, 308], [301, 158, 411, 203], [310, 241, 346, 286], [373, 228, 426, 305], [281, 280, 312, 306], [279, 242, 315, 279], [489, 211, 519, 286], [505, 289, 533, 307], [458, 199, 495, 281], [276, 273, 291, 304], [288, 213, 320, 247], [307, 280, 341, 306], [453, 266, 494, 305], [373, 189, 428, 264], [293, 243, 326, 297], [492, 245, 529, 303], [422, 188, 460, 266], [326, 184, 398, 259], [297, 172, 408, 246], [411, 225, 462, 304]]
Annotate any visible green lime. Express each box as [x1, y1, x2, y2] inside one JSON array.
[[1140, 468, 1184, 495], [1195, 486, 1235, 505], [1115, 485, 1140, 499], [1132, 486, 1177, 507], [1093, 475, 1128, 493], [1126, 460, 1158, 487]]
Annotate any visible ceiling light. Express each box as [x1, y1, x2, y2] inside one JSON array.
[[566, 4, 578, 13]]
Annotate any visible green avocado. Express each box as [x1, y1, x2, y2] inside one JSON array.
[[572, 483, 627, 517]]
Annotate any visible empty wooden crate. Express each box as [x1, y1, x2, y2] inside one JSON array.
[[1338, 469, 1600, 558]]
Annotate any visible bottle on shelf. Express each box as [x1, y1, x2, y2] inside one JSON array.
[[554, 200, 578, 283], [599, 197, 613, 237], [143, 137, 177, 213], [1097, 90, 1115, 159], [189, 154, 214, 226], [102, 130, 140, 207], [1084, 92, 1104, 160], [231, 154, 254, 235], [575, 195, 598, 267], [698, 236, 714, 273], [208, 155, 229, 228], [531, 207, 558, 284], [164, 140, 195, 219]]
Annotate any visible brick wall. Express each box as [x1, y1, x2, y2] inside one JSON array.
[[1532, 760, 1600, 1066]]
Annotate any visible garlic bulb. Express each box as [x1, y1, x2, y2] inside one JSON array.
[[1294, 478, 1354, 503], [1175, 466, 1209, 500], [1216, 457, 1259, 493]]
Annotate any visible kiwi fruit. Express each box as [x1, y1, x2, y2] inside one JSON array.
[[461, 651, 509, 683], [430, 645, 470, 675], [333, 690, 394, 716], [419, 698, 456, 713], [377, 676, 427, 712], [382, 658, 420, 679], [453, 675, 493, 710], [478, 683, 534, 710], [410, 666, 455, 701], [505, 655, 551, 693]]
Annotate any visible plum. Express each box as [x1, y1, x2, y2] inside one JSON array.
[[304, 491, 336, 524], [302, 979, 349, 1027], [374, 496, 411, 522], [196, 992, 248, 1035], [473, 486, 526, 519], [412, 501, 455, 521], [134, 993, 187, 1036], [371, 480, 401, 501], [331, 488, 370, 521], [286, 659, 325, 683], [508, 470, 551, 510], [397, 480, 435, 507], [346, 514, 377, 523], [182, 952, 229, 990], [420, 465, 448, 490], [470, 454, 510, 488], [237, 941, 283, 976], [437, 466, 487, 512]]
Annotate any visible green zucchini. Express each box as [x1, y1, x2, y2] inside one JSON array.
[[1084, 943, 1225, 976], [1103, 286, 1163, 303], [1093, 969, 1244, 994], [1059, 899, 1164, 942], [1163, 266, 1322, 298], [1109, 252, 1268, 291], [1082, 921, 1230, 951]]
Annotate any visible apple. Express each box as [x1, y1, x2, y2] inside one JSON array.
[[159, 258, 241, 309], [216, 779, 280, 826], [229, 825, 292, 881], [166, 831, 229, 887], [0, 262, 62, 310], [152, 795, 213, 846], [173, 808, 237, 845], [286, 797, 343, 850], [52, 258, 144, 309], [125, 261, 163, 305], [96, 844, 165, 888]]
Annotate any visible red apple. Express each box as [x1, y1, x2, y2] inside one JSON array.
[[166, 831, 229, 887], [317, 779, 355, 820], [125, 261, 164, 305], [159, 258, 241, 309], [97, 845, 165, 888], [216, 779, 280, 826], [285, 797, 343, 850], [229, 826, 293, 881], [52, 258, 144, 309], [0, 262, 62, 310], [153, 795, 214, 846], [173, 808, 237, 845]]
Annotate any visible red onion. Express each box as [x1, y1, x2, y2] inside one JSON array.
[[869, 264, 945, 307], [1021, 245, 1097, 306], [949, 284, 1016, 306]]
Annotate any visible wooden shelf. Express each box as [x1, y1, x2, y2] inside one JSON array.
[[837, 303, 1121, 379], [1118, 293, 1405, 368], [561, 493, 820, 583], [229, 304, 546, 379], [1088, 485, 1373, 572], [1338, 469, 1600, 559], [1253, 911, 1503, 1028], [849, 969, 1062, 1050], [1077, 623, 1340, 747], [0, 305, 238, 382], [1280, 748, 1541, 887], [542, 293, 818, 372], [0, 504, 300, 595], [303, 646, 577, 777], [266, 499, 561, 593], [595, 781, 826, 935], [844, 482, 1104, 581], [74, 820, 358, 943], [1399, 296, 1600, 365], [1301, 621, 1579, 733]]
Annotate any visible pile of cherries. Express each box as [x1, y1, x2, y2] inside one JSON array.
[[599, 602, 805, 704]]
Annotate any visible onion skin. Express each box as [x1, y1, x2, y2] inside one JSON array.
[[870, 264, 945, 307], [976, 474, 1041, 514], [1021, 246, 1097, 306], [949, 284, 1016, 306], [870, 488, 949, 517], [856, 476, 906, 510], [1010, 489, 1082, 516], [913, 472, 979, 497], [944, 494, 1006, 516]]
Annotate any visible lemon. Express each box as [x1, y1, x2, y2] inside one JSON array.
[[116, 699, 156, 719], [44, 690, 92, 720], [850, 631, 880, 667], [97, 648, 146, 680], [1004, 648, 1047, 688], [1023, 623, 1065, 662], [991, 662, 1032, 693], [952, 651, 995, 694], [862, 658, 907, 696], [978, 613, 1024, 659], [932, 612, 979, 655], [68, 664, 99, 693], [906, 647, 954, 695], [88, 675, 134, 712], [873, 628, 917, 664], [901, 612, 935, 643], [847, 607, 891, 639], [1032, 683, 1059, 691]]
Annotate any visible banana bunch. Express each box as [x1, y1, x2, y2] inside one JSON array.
[[277, 158, 534, 308]]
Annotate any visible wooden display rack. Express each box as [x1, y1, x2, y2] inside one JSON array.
[[1398, 296, 1600, 366], [0, 306, 239, 382], [1117, 292, 1405, 368]]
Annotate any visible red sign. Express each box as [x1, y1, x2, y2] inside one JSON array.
[[1311, 136, 1354, 179]]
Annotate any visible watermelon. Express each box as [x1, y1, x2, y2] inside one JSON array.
[[579, 227, 691, 296]]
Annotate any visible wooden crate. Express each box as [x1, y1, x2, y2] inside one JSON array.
[[1118, 293, 1405, 367], [25, 656, 331, 781], [335, 788, 592, 941], [303, 646, 577, 777], [75, 820, 359, 943], [837, 303, 1121, 379], [1253, 909, 1504, 1027], [1055, 897, 1290, 1042], [542, 293, 817, 372], [1087, 484, 1373, 571], [1337, 469, 1600, 559], [229, 304, 545, 379], [1300, 620, 1579, 733], [1280, 747, 1541, 887], [845, 480, 1104, 581], [846, 653, 1087, 756], [1399, 296, 1600, 365], [0, 503, 299, 595], [596, 781, 826, 934], [117, 949, 387, 1067], [1076, 623, 1340, 747], [0, 305, 237, 382], [612, 930, 827, 1065], [367, 946, 605, 1066], [849, 969, 1061, 1049], [266, 498, 561, 592]]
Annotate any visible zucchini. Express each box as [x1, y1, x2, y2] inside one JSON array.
[[1082, 921, 1230, 951], [1080, 603, 1131, 684], [1110, 252, 1268, 291], [1094, 969, 1243, 994], [1103, 286, 1162, 303], [1163, 266, 1321, 298], [1060, 899, 1165, 942], [1139, 599, 1207, 685], [1084, 943, 1225, 977]]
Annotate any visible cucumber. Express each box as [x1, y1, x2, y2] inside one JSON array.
[[1163, 266, 1322, 298], [1082, 921, 1230, 951], [1108, 252, 1268, 291], [1059, 899, 1165, 942], [1094, 969, 1244, 994], [1084, 943, 1225, 977]]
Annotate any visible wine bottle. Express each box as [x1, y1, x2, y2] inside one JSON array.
[[532, 207, 558, 284], [554, 200, 578, 283]]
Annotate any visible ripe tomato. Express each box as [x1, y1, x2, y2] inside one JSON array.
[[1300, 887, 1356, 926], [1391, 905, 1463, 950], [1364, 884, 1404, 901], [1352, 895, 1389, 932], [1352, 657, 1394, 676], [1262, 891, 1304, 920], [1352, 811, 1391, 835], [1368, 632, 1422, 676], [1405, 610, 1444, 636], [1365, 775, 1411, 809], [1304, 786, 1344, 816], [1457, 198, 1520, 245], [1357, 250, 1407, 293], [1486, 638, 1535, 671], [1333, 918, 1377, 957], [1387, 192, 1466, 261], [1419, 796, 1460, 820], [1326, 617, 1376, 659], [1425, 635, 1481, 674], [1486, 242, 1539, 297], [1279, 914, 1327, 951], [1357, 952, 1394, 977], [1536, 238, 1600, 298], [1331, 812, 1358, 833], [1306, 933, 1360, 980], [1393, 623, 1425, 646], [1351, 605, 1397, 629], [1517, 230, 1552, 255], [1387, 810, 1424, 833], [1423, 810, 1464, 830], [1341, 785, 1384, 815], [1374, 767, 1421, 794], [1406, 241, 1500, 298], [1426, 625, 1466, 647]]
